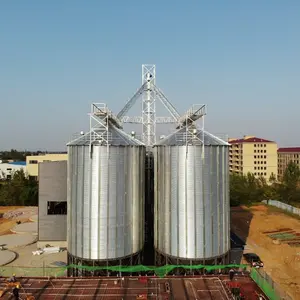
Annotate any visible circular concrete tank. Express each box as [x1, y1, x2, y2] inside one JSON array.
[[0, 250, 16, 266], [0, 234, 37, 248], [11, 222, 38, 235]]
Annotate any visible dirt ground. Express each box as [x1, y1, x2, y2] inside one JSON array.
[[0, 207, 22, 236], [0, 206, 36, 236], [231, 205, 300, 299]]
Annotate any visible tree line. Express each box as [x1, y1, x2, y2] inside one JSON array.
[[0, 159, 299, 208], [230, 161, 300, 206], [0, 149, 60, 162], [0, 169, 38, 206]]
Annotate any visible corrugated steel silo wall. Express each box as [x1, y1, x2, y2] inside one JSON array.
[[68, 145, 145, 260], [154, 145, 230, 260]]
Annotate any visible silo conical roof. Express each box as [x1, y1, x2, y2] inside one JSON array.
[[67, 125, 144, 147], [154, 127, 229, 146]]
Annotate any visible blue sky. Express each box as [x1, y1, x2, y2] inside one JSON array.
[[0, 0, 299, 150]]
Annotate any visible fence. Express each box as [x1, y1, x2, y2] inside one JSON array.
[[251, 268, 293, 300], [262, 200, 300, 216], [0, 266, 67, 277], [0, 264, 247, 278]]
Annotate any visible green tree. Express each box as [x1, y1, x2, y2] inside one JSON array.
[[229, 162, 300, 207], [0, 170, 38, 206], [283, 162, 300, 186], [261, 174, 280, 200], [0, 149, 44, 161], [279, 162, 300, 204], [229, 172, 264, 206], [230, 172, 277, 206], [230, 173, 247, 206], [269, 172, 277, 184]]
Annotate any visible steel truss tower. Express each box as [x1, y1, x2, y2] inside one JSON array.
[[142, 65, 156, 146], [117, 64, 182, 147], [116, 64, 207, 147]]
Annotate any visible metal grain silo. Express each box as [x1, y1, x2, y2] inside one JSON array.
[[67, 121, 145, 276], [154, 127, 230, 268]]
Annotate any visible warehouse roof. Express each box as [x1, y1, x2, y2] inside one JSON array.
[[67, 125, 145, 146], [8, 161, 26, 166], [154, 127, 229, 146]]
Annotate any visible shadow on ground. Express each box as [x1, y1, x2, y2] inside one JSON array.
[[230, 206, 254, 264]]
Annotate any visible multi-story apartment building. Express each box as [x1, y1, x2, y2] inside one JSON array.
[[278, 147, 300, 181], [26, 153, 67, 179], [229, 136, 277, 180]]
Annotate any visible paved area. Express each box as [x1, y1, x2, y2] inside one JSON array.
[[11, 222, 37, 235], [0, 250, 16, 266], [0, 234, 37, 249], [0, 275, 265, 299], [29, 215, 38, 222], [1, 243, 67, 276]]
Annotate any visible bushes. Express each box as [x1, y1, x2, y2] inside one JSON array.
[[230, 162, 300, 207], [0, 169, 38, 206]]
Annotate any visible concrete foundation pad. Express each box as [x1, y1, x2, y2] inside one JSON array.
[[29, 215, 38, 222], [11, 222, 38, 235], [0, 250, 16, 266], [37, 241, 67, 249], [0, 234, 37, 249]]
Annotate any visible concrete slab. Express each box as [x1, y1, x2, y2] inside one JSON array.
[[29, 215, 38, 222], [4, 243, 67, 274], [11, 222, 37, 235], [0, 250, 16, 266], [0, 234, 37, 249], [37, 240, 67, 249]]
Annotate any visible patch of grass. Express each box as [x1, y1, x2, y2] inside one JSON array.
[[266, 205, 300, 221]]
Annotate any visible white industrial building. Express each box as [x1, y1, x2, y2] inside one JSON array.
[[0, 161, 27, 179]]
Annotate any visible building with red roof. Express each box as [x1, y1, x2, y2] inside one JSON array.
[[229, 135, 277, 181], [278, 147, 300, 180]]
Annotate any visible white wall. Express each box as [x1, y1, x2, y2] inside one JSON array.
[[262, 200, 300, 216], [0, 163, 27, 179]]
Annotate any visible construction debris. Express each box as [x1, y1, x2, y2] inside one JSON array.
[[43, 246, 61, 254], [32, 250, 43, 256], [3, 207, 37, 221], [32, 246, 64, 256]]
